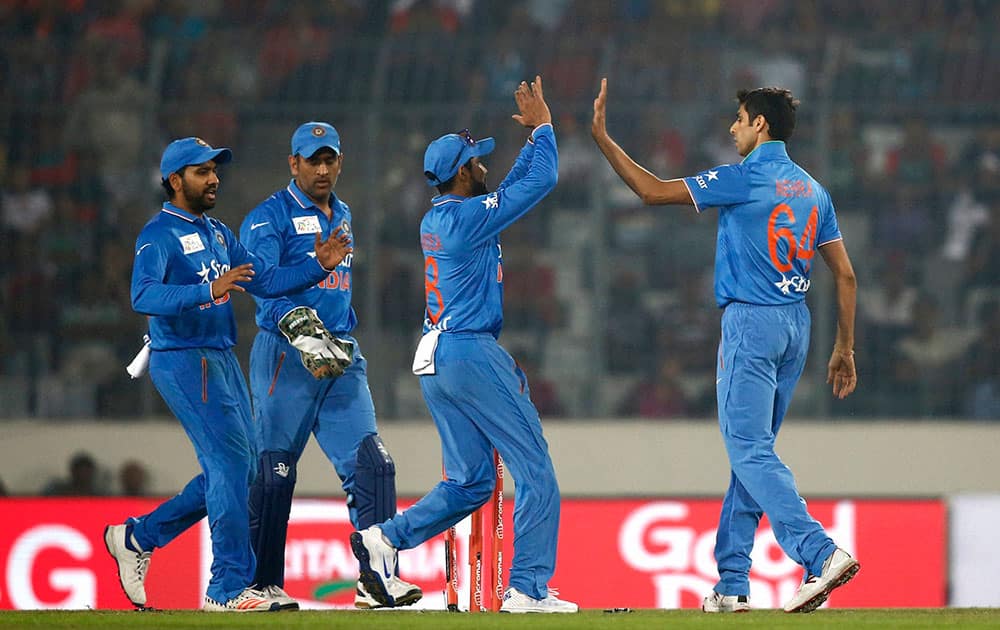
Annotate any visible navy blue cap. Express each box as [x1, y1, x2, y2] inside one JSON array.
[[423, 131, 495, 186], [292, 122, 340, 158], [160, 137, 232, 180]]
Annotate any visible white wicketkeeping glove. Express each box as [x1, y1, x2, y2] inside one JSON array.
[[278, 307, 354, 379]]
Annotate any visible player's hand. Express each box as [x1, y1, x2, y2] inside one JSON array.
[[591, 77, 608, 141], [211, 263, 254, 299], [314, 227, 352, 270], [827, 348, 857, 399], [512, 75, 552, 129], [278, 306, 354, 379]]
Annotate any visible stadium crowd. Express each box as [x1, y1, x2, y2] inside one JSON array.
[[1, 0, 998, 420]]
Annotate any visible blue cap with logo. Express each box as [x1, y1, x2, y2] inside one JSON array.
[[160, 137, 232, 181], [292, 122, 341, 158], [423, 130, 495, 186]]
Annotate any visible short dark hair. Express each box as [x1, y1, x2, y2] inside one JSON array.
[[433, 158, 473, 195], [737, 87, 799, 141], [160, 166, 187, 199]]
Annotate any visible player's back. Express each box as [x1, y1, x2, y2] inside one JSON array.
[[419, 194, 505, 338], [685, 141, 842, 308]]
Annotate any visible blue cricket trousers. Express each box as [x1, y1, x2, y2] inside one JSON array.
[[713, 302, 835, 596], [380, 333, 561, 601], [248, 330, 377, 526], [129, 348, 257, 603]]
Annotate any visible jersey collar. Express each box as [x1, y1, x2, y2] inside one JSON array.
[[287, 178, 339, 213], [431, 193, 464, 206], [740, 140, 789, 164], [161, 202, 204, 223]]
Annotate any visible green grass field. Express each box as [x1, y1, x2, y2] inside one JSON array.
[[1, 609, 999, 630]]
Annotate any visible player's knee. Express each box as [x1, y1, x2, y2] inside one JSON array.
[[353, 434, 397, 529], [451, 474, 495, 508], [258, 450, 297, 491]]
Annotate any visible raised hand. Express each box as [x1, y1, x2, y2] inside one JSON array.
[[592, 77, 608, 141], [512, 75, 552, 129], [314, 227, 353, 270], [211, 263, 254, 298]]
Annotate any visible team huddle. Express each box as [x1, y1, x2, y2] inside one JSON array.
[[103, 75, 859, 614]]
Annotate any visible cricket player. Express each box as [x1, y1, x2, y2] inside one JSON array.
[[240, 122, 421, 610], [103, 137, 352, 612], [591, 79, 860, 613], [350, 76, 577, 614]]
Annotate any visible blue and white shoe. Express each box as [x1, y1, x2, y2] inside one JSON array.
[[350, 526, 421, 608], [783, 547, 860, 613], [500, 587, 578, 613], [103, 523, 151, 607]]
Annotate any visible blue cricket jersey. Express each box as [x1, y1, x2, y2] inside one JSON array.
[[419, 123, 558, 337], [681, 141, 842, 308], [131, 202, 331, 350], [240, 180, 358, 335]]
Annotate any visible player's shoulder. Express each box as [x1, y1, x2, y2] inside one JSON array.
[[251, 190, 289, 218]]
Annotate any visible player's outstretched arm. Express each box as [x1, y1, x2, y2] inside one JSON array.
[[819, 240, 858, 399], [591, 78, 693, 206]]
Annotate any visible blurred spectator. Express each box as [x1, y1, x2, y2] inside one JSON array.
[[43, 451, 105, 496], [884, 117, 947, 195], [389, 0, 472, 34], [502, 242, 563, 335], [511, 349, 564, 418], [893, 294, 978, 416], [964, 200, 1000, 293], [873, 182, 936, 252], [82, 0, 148, 74], [858, 250, 919, 380], [963, 301, 1000, 420], [256, 3, 332, 98], [149, 0, 207, 98], [1, 162, 53, 235], [63, 43, 154, 209], [605, 268, 655, 374], [618, 357, 690, 418], [941, 167, 990, 264], [119, 459, 150, 496]]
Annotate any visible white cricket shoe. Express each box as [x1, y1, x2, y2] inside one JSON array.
[[103, 524, 151, 607], [203, 586, 281, 612], [354, 579, 423, 609], [783, 547, 860, 613], [500, 587, 579, 613], [702, 591, 750, 613], [260, 585, 299, 610], [350, 526, 422, 607]]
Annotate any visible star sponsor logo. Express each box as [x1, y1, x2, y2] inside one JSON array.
[[774, 273, 810, 295], [694, 170, 718, 190], [197, 261, 212, 284], [482, 193, 499, 210]]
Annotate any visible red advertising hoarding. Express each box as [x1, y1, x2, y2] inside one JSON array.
[[0, 497, 945, 610]]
